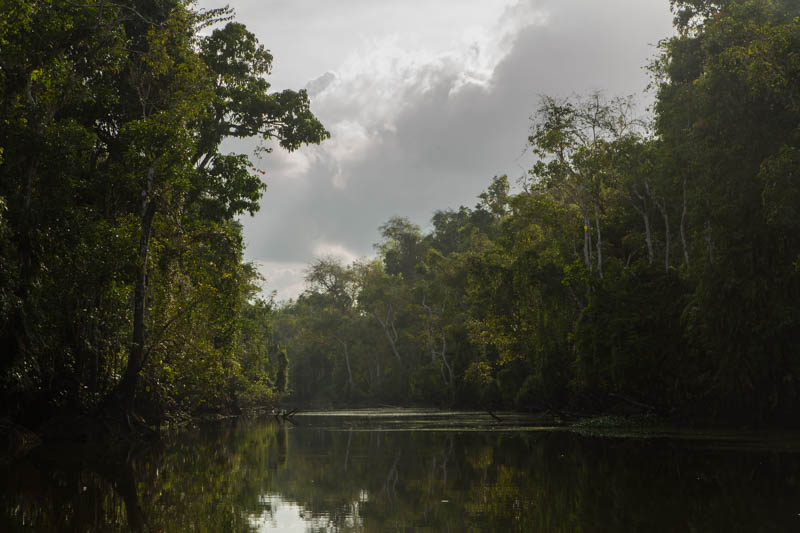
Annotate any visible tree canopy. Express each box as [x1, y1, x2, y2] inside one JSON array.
[[275, 0, 800, 425], [0, 0, 327, 428], [2, 0, 798, 429]]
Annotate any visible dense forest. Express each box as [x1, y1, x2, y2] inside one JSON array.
[[278, 0, 800, 424], [0, 0, 328, 432], [1, 0, 799, 435]]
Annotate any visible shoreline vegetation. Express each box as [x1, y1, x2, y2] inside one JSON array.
[[270, 0, 800, 429], [4, 405, 792, 466], [3, 0, 800, 451], [0, 1, 327, 442]]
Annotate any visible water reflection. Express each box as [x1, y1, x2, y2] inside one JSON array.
[[2, 412, 800, 532]]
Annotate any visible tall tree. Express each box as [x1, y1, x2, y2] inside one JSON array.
[[0, 1, 328, 426], [528, 94, 639, 280], [655, 0, 800, 418]]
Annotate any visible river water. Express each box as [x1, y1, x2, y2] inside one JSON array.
[[2, 409, 800, 531]]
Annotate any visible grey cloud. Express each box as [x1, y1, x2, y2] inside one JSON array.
[[237, 0, 674, 294], [305, 71, 337, 97]]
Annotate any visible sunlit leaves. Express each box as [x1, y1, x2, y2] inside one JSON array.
[[0, 1, 328, 419]]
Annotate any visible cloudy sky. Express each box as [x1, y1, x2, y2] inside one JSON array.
[[196, 0, 675, 300]]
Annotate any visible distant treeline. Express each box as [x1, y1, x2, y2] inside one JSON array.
[[0, 1, 327, 428], [279, 0, 800, 424]]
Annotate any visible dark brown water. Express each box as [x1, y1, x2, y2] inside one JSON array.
[[2, 409, 800, 532]]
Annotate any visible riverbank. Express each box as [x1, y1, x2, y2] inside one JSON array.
[[3, 402, 792, 465]]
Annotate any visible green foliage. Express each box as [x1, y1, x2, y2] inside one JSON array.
[[2, 0, 798, 427], [275, 0, 800, 425], [0, 1, 327, 424], [572, 268, 690, 410]]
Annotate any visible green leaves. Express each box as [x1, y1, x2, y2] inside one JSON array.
[[195, 22, 329, 162], [0, 2, 328, 420]]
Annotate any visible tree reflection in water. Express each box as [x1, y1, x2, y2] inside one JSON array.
[[2, 413, 800, 532]]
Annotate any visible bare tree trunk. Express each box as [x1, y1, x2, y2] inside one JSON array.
[[439, 335, 453, 388], [705, 219, 714, 265], [340, 340, 354, 393], [594, 201, 603, 279], [422, 297, 453, 388], [374, 307, 401, 363], [643, 213, 654, 265]]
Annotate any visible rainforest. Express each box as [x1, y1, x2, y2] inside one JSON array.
[[2, 0, 800, 445]]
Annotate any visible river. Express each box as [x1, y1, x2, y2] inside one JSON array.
[[1, 409, 799, 531]]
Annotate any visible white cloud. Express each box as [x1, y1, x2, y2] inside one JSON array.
[[220, 0, 675, 300], [261, 149, 314, 179], [252, 260, 308, 302], [311, 242, 360, 265], [201, 0, 525, 90], [299, 2, 547, 190], [324, 120, 372, 189]]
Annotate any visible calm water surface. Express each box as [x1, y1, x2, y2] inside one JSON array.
[[2, 409, 800, 532]]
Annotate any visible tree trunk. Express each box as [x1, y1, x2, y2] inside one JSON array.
[[593, 201, 603, 279], [579, 182, 592, 273], [374, 307, 402, 363], [341, 340, 354, 393], [655, 198, 670, 272], [680, 176, 690, 269], [583, 208, 592, 273], [439, 335, 453, 388], [115, 164, 157, 412], [643, 213, 654, 265], [422, 297, 453, 389], [631, 186, 653, 265]]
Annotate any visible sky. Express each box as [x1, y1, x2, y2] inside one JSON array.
[[196, 0, 676, 300]]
